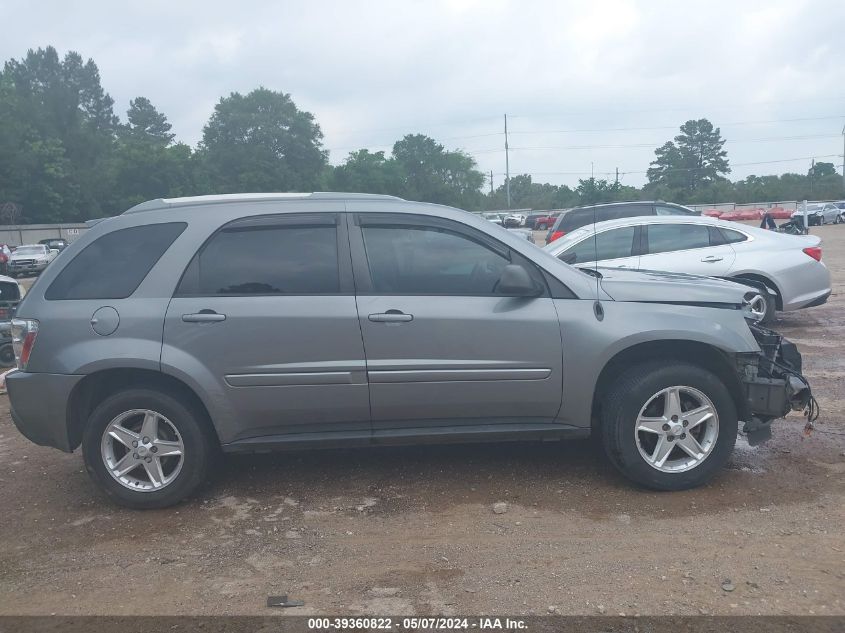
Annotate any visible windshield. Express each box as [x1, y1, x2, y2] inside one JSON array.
[[14, 246, 46, 256]]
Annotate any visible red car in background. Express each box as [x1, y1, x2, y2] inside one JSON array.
[[525, 212, 560, 231], [0, 244, 13, 274]]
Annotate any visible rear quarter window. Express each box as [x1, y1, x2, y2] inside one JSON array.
[[45, 222, 186, 300]]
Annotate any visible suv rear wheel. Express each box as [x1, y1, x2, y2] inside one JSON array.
[[82, 388, 214, 509], [600, 362, 737, 490]]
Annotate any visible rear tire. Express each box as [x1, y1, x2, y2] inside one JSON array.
[[537, 223, 547, 231], [82, 388, 214, 509], [600, 362, 738, 491]]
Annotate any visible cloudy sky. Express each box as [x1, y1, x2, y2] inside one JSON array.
[[3, 0, 844, 188]]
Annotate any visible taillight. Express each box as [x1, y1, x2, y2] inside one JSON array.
[[11, 318, 38, 370], [548, 230, 566, 243], [803, 246, 822, 262]]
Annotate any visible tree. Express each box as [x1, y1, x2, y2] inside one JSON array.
[[809, 161, 836, 179], [647, 119, 729, 194], [0, 46, 118, 221], [391, 134, 485, 208], [200, 87, 327, 193], [331, 149, 403, 194], [123, 96, 174, 144]]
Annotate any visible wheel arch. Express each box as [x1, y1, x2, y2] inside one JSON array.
[[729, 272, 783, 310], [591, 339, 748, 433], [66, 368, 219, 451]]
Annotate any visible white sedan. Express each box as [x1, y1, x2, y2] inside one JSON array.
[[544, 215, 831, 324]]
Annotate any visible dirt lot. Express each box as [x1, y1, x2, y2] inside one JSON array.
[[0, 224, 843, 617]]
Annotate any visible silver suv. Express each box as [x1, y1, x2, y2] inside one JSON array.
[[7, 193, 814, 508]]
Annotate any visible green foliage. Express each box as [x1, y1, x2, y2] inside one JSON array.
[[647, 119, 730, 194], [331, 150, 403, 194], [200, 87, 327, 193], [391, 134, 485, 209], [0, 47, 842, 223]]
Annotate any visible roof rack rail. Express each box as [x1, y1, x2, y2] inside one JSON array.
[[123, 192, 404, 214]]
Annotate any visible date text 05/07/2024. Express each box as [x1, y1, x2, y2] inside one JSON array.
[[307, 617, 528, 630]]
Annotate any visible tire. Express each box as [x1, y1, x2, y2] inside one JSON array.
[[537, 223, 547, 231], [600, 361, 738, 491], [82, 388, 215, 509], [0, 343, 15, 367], [758, 291, 777, 325]]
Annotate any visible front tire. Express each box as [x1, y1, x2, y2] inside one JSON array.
[[600, 362, 738, 491], [82, 388, 214, 509]]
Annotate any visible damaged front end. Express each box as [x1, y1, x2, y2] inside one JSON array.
[[736, 324, 818, 445]]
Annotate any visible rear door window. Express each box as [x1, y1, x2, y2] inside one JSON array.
[[646, 224, 711, 254], [177, 219, 339, 296], [45, 223, 186, 300]]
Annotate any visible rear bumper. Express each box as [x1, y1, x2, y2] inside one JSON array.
[[6, 371, 82, 452]]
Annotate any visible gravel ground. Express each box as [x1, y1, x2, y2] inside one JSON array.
[[0, 223, 843, 616]]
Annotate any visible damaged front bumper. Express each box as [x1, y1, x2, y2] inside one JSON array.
[[736, 324, 816, 444]]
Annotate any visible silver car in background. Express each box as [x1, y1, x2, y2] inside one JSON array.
[[544, 215, 831, 324], [791, 203, 841, 225]]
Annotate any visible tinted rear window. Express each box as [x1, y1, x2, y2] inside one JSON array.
[[558, 205, 652, 231], [0, 280, 21, 303], [45, 223, 186, 300], [177, 223, 339, 295], [646, 224, 711, 254]]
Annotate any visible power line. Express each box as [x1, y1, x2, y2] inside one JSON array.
[[508, 114, 845, 136], [325, 114, 845, 153], [506, 94, 845, 118], [487, 153, 843, 177], [462, 134, 841, 155]]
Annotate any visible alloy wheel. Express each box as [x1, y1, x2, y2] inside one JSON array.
[[100, 409, 185, 492], [634, 386, 719, 473]]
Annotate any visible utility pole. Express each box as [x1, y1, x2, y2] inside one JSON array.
[[842, 124, 845, 193], [615, 167, 619, 186], [489, 170, 494, 195], [591, 162, 594, 180], [810, 158, 815, 197], [504, 114, 511, 209]]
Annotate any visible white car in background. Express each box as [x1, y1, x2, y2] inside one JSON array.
[[544, 215, 830, 324], [7, 244, 58, 277], [791, 202, 841, 225], [504, 213, 526, 227]]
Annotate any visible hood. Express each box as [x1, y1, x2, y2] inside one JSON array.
[[10, 252, 47, 260], [593, 267, 754, 306]]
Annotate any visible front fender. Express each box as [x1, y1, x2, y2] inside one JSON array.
[[554, 299, 759, 428]]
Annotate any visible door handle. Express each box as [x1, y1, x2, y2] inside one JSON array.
[[368, 310, 413, 323], [182, 310, 226, 323], [701, 256, 723, 263]]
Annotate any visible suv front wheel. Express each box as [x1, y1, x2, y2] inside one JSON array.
[[82, 388, 214, 509], [600, 362, 738, 490]]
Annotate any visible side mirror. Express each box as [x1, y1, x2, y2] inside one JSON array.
[[560, 252, 577, 265], [497, 264, 542, 297], [49, 249, 59, 256]]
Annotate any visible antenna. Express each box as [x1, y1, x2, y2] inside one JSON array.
[[592, 204, 603, 321]]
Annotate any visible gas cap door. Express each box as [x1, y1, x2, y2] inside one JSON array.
[[90, 306, 120, 336]]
